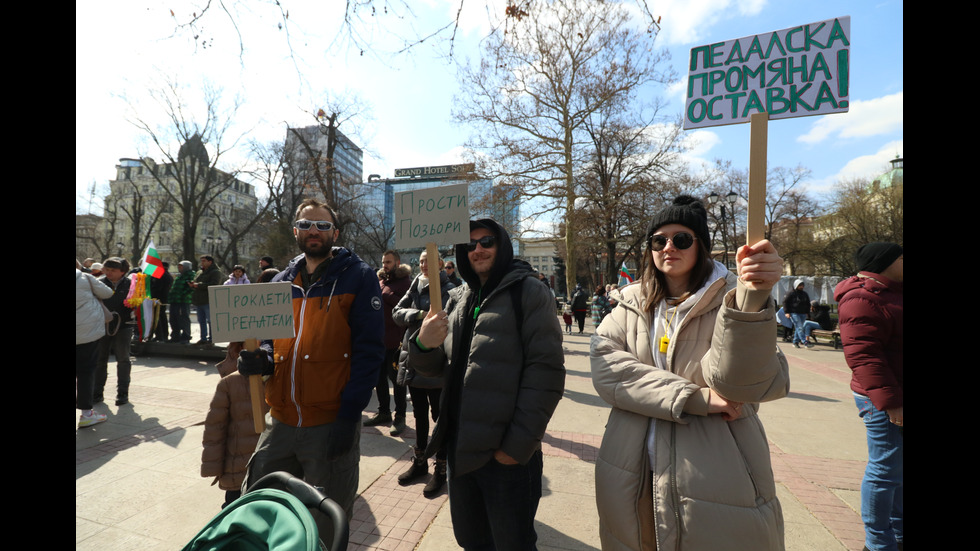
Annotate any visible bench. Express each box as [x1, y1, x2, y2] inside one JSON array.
[[810, 325, 841, 349]]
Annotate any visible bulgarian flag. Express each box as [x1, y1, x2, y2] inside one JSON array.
[[141, 239, 165, 279], [618, 262, 634, 285]]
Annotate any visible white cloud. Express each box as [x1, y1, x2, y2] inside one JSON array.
[[798, 92, 903, 145], [682, 129, 721, 159], [654, 0, 768, 47], [803, 139, 903, 196], [834, 140, 903, 181]]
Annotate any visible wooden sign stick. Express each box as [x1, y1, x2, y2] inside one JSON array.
[[738, 111, 770, 312], [746, 111, 769, 246], [426, 242, 443, 312], [244, 338, 266, 434]]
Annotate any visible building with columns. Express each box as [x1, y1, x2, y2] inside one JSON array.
[[100, 134, 259, 270]]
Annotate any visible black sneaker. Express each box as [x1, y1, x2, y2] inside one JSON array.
[[390, 416, 407, 436], [363, 412, 392, 427]]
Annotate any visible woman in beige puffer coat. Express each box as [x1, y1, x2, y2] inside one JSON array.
[[590, 196, 790, 550]]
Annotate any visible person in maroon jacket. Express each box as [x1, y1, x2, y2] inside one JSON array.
[[834, 242, 903, 551], [365, 250, 413, 435]]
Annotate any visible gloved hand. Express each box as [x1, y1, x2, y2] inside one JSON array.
[[324, 418, 358, 460], [237, 348, 273, 377]]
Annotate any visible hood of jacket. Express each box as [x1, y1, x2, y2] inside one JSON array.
[[609, 261, 733, 324], [454, 218, 520, 295], [277, 247, 361, 286], [378, 263, 412, 282], [834, 271, 903, 303]]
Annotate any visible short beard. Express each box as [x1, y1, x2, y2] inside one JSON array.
[[298, 235, 333, 259]]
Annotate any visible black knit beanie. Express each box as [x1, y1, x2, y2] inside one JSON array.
[[646, 195, 711, 251], [854, 242, 903, 274]]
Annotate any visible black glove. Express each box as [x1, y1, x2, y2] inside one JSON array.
[[237, 349, 273, 377], [324, 418, 358, 460]]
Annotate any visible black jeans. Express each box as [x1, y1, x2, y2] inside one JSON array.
[[408, 386, 446, 459], [448, 449, 543, 550], [76, 341, 100, 410], [170, 303, 192, 341], [374, 347, 406, 417], [153, 303, 169, 341]]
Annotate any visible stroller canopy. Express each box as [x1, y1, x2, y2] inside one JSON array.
[[182, 488, 320, 551]]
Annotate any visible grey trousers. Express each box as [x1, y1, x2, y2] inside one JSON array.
[[244, 415, 360, 542], [95, 325, 133, 401]]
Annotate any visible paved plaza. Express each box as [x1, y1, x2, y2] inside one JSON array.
[[77, 319, 867, 550]]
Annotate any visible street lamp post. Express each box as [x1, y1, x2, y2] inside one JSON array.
[[707, 191, 739, 268]]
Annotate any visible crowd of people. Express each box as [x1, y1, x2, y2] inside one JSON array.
[[75, 193, 902, 551]]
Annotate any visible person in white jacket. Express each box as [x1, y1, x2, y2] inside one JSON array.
[[76, 263, 113, 428], [590, 196, 790, 550]]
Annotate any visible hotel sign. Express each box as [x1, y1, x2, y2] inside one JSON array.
[[393, 163, 475, 179]]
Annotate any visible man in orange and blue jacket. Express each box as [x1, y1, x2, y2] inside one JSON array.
[[238, 198, 384, 541]]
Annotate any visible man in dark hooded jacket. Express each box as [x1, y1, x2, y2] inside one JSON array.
[[410, 218, 565, 550]]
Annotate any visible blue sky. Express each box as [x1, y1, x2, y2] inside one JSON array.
[[76, 0, 902, 219]]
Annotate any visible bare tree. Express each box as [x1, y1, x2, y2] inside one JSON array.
[[281, 93, 374, 231], [76, 181, 123, 261], [126, 77, 247, 260], [345, 190, 396, 265], [763, 165, 814, 241], [286, 111, 365, 209], [106, 177, 173, 266], [246, 138, 304, 265], [165, 1, 666, 64], [704, 161, 822, 271], [580, 97, 687, 284], [768, 188, 822, 275], [814, 176, 903, 276], [209, 193, 271, 270], [455, 0, 674, 295]]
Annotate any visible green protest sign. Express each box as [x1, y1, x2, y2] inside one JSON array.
[[394, 183, 470, 249], [684, 16, 850, 130], [208, 282, 295, 343]]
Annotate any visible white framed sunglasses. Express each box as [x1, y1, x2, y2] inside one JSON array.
[[294, 220, 336, 231]]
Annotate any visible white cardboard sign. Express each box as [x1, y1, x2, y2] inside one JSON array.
[[684, 16, 850, 129], [394, 183, 470, 249], [208, 282, 295, 343]]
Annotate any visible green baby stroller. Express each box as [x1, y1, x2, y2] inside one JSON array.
[[181, 471, 348, 551]]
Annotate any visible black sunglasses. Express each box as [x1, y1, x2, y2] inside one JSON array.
[[465, 235, 497, 251], [649, 231, 696, 251]]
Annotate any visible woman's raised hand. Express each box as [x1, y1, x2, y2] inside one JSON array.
[[736, 239, 783, 291]]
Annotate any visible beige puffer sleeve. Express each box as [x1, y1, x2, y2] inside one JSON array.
[[590, 289, 703, 423], [701, 284, 790, 404]]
